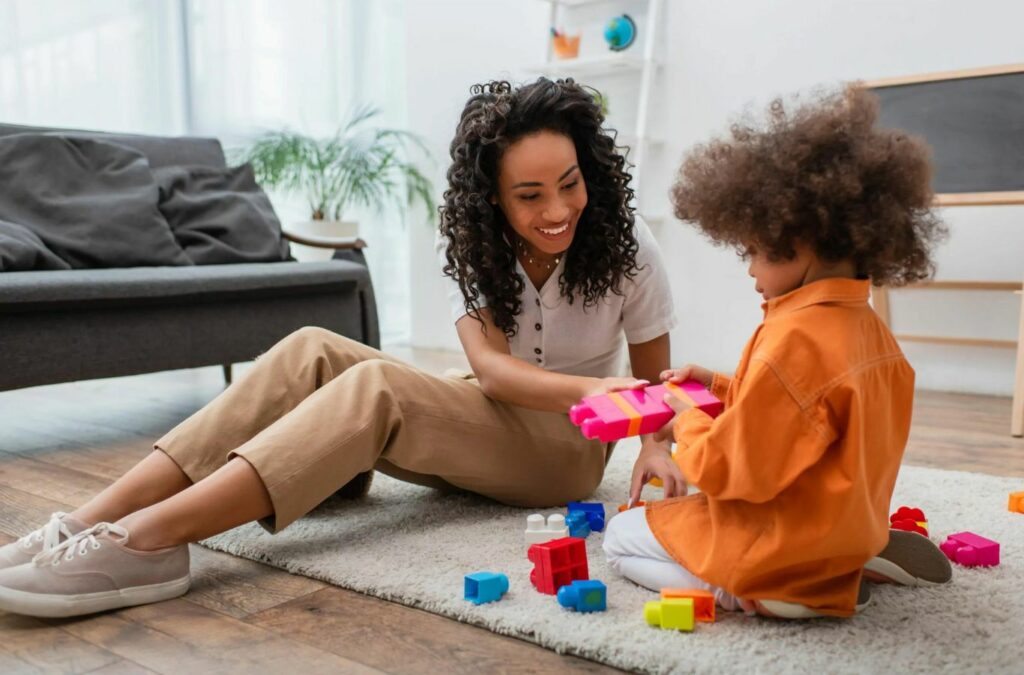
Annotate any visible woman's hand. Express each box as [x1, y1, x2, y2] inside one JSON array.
[[629, 438, 687, 505], [659, 363, 713, 388], [583, 377, 651, 398]]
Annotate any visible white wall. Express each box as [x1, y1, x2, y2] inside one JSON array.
[[405, 0, 1024, 396]]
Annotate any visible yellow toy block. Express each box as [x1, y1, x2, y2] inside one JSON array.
[[644, 598, 694, 632], [1010, 491, 1024, 514], [662, 588, 716, 622]]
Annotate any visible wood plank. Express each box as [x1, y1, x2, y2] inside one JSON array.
[[0, 455, 112, 507], [59, 598, 383, 675], [185, 545, 327, 620], [933, 190, 1024, 206], [0, 485, 72, 538], [894, 334, 1017, 349], [864, 62, 1024, 88], [247, 586, 621, 674], [80, 659, 158, 674], [904, 281, 1023, 292], [0, 613, 121, 675]]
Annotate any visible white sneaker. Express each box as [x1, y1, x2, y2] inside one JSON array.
[[0, 512, 88, 570], [0, 523, 190, 618]]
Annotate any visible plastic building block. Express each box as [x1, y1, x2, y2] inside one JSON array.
[[528, 537, 589, 595], [1009, 491, 1024, 514], [661, 588, 715, 623], [464, 572, 509, 605], [889, 506, 929, 536], [566, 511, 591, 538], [617, 500, 646, 513], [566, 501, 606, 532], [525, 513, 569, 547], [644, 598, 694, 632], [939, 531, 1000, 567], [569, 381, 723, 442], [557, 580, 607, 612]]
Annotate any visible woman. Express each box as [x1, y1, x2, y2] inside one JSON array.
[[0, 78, 677, 618]]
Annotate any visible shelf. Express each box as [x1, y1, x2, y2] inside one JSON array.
[[538, 0, 618, 7], [526, 53, 653, 78]]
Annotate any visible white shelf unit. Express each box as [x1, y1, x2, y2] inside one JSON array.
[[530, 0, 666, 225]]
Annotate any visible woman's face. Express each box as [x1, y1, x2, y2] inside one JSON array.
[[494, 130, 588, 258]]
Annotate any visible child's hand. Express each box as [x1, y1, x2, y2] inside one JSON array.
[[653, 388, 694, 443], [659, 363, 714, 388], [629, 440, 688, 504]]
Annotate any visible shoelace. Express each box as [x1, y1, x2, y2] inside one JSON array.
[[18, 511, 72, 552], [33, 522, 129, 567]]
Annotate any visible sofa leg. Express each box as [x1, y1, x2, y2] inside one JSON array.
[[222, 364, 233, 386]]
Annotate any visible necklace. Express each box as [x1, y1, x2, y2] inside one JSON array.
[[516, 239, 562, 272]]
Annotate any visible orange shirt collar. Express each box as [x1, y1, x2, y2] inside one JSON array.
[[762, 278, 871, 317]]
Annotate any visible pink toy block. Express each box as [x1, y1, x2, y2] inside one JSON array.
[[939, 531, 1000, 567], [569, 381, 723, 442]]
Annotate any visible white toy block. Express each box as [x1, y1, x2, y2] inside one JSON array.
[[525, 513, 568, 546]]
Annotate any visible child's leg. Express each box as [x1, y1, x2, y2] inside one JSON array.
[[603, 507, 743, 611]]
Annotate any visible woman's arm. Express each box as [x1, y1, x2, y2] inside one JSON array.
[[627, 333, 670, 383], [456, 310, 643, 413]]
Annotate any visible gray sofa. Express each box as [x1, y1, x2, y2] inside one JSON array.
[[0, 123, 380, 392]]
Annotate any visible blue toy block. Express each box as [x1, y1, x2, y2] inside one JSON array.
[[557, 579, 607, 612], [464, 572, 509, 605], [566, 511, 591, 538], [567, 501, 606, 532]]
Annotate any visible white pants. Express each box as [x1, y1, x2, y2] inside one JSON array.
[[602, 506, 742, 611]]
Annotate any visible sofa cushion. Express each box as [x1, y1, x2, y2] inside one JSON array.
[[0, 261, 366, 310], [154, 163, 291, 265], [0, 134, 192, 269], [0, 219, 71, 272]]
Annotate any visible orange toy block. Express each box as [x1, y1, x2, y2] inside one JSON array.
[[618, 500, 646, 512], [1010, 491, 1024, 514], [661, 588, 715, 622]]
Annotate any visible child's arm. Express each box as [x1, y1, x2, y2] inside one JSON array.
[[661, 364, 732, 401], [671, 358, 833, 503]]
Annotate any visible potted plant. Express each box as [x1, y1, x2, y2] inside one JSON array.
[[239, 106, 434, 244]]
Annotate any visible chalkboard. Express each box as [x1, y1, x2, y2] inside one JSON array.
[[868, 68, 1024, 195]]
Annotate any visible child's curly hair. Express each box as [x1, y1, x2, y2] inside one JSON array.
[[671, 85, 946, 286]]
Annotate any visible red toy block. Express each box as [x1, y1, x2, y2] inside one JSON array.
[[889, 506, 928, 536], [662, 588, 716, 623], [569, 381, 723, 442], [527, 537, 589, 595], [939, 531, 1000, 567], [1009, 491, 1024, 514]]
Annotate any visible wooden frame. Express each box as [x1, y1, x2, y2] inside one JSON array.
[[864, 63, 1024, 207], [865, 64, 1024, 436]]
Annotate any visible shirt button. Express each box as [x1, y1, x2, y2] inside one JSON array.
[[536, 358, 542, 363], [535, 323, 542, 331], [534, 348, 542, 355], [535, 299, 540, 306]]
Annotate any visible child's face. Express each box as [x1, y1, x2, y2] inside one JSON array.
[[746, 246, 812, 301]]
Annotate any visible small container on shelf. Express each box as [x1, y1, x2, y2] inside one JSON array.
[[551, 28, 581, 60]]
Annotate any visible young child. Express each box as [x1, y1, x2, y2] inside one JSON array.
[[603, 86, 951, 619]]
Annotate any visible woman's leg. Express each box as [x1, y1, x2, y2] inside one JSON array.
[[116, 457, 272, 550], [603, 506, 743, 611], [67, 327, 395, 528], [119, 356, 611, 550]]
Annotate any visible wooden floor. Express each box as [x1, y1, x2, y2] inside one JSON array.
[[0, 347, 1021, 674]]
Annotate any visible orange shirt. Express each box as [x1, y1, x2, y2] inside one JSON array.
[[646, 278, 914, 616]]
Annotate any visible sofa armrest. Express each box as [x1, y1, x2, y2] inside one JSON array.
[[282, 229, 367, 250]]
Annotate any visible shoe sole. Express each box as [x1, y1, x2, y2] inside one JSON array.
[[0, 575, 190, 618], [754, 581, 871, 619], [864, 530, 952, 587]]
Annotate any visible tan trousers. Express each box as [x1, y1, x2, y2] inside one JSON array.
[[156, 327, 609, 532]]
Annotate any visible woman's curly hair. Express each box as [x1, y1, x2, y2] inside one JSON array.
[[440, 77, 639, 337], [671, 85, 946, 286]]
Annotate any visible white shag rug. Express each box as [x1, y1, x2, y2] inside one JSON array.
[[202, 439, 1024, 674]]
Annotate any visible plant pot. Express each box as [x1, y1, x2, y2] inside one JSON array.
[[289, 219, 359, 262]]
